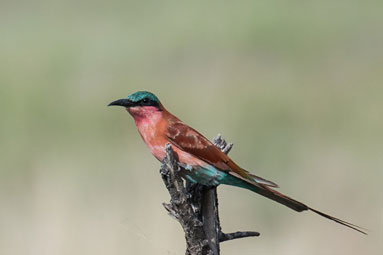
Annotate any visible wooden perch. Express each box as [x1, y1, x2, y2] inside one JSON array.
[[160, 134, 259, 255]]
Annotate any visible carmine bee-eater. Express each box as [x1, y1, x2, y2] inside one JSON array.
[[109, 91, 365, 234]]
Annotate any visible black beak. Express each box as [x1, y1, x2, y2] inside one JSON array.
[[108, 99, 134, 107]]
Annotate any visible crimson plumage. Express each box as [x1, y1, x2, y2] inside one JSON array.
[[109, 91, 366, 234]]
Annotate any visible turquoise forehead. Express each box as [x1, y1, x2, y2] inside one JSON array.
[[126, 91, 160, 103]]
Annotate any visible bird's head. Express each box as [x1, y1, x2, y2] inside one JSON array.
[[108, 91, 163, 119]]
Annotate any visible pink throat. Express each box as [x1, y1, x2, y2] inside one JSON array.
[[127, 106, 164, 161], [127, 106, 162, 125]]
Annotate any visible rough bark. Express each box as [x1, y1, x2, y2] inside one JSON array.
[[160, 134, 259, 255]]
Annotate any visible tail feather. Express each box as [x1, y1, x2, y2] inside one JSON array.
[[308, 207, 367, 235], [250, 183, 308, 212], [242, 180, 367, 234], [248, 172, 279, 188]]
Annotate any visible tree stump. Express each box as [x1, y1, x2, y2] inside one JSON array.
[[160, 134, 259, 255]]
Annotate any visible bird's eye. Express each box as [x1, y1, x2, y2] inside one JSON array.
[[142, 98, 149, 104]]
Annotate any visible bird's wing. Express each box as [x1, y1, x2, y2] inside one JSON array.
[[166, 120, 367, 234], [166, 120, 278, 188]]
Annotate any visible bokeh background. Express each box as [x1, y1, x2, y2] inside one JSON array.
[[0, 1, 382, 254]]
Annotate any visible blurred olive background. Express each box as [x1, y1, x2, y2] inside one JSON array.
[[0, 1, 382, 254]]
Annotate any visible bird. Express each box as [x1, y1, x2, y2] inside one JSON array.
[[109, 91, 366, 234]]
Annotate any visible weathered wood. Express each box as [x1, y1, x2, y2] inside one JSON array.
[[202, 187, 220, 254], [160, 135, 259, 255], [161, 144, 211, 255]]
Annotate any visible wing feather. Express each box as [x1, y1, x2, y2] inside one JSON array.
[[164, 117, 366, 234], [166, 120, 278, 188]]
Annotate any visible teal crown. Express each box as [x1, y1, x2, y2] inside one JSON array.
[[127, 91, 160, 104]]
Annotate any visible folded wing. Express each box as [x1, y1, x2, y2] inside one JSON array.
[[166, 119, 278, 188]]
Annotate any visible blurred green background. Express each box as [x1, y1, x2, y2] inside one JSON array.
[[0, 1, 382, 254]]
